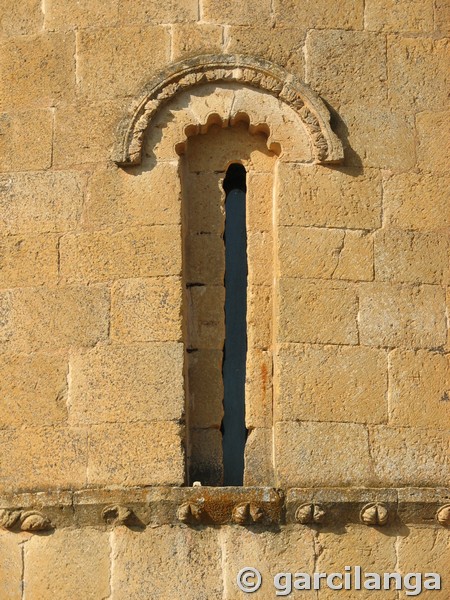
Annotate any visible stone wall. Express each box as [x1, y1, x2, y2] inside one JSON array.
[[0, 0, 449, 598]]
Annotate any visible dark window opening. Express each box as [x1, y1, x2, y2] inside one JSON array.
[[221, 163, 248, 486]]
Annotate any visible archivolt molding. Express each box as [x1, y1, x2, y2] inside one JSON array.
[[112, 54, 344, 167]]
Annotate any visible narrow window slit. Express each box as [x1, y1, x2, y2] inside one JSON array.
[[221, 163, 248, 486]]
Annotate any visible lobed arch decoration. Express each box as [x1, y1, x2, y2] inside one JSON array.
[[112, 54, 344, 167]]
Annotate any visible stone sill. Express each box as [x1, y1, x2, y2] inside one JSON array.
[[0, 487, 449, 532]]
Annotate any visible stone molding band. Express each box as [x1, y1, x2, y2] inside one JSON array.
[[112, 54, 344, 167], [1, 487, 449, 532]]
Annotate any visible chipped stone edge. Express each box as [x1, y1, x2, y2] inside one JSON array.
[[111, 54, 344, 167], [0, 487, 449, 532]]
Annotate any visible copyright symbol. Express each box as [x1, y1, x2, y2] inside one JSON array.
[[237, 567, 262, 593]]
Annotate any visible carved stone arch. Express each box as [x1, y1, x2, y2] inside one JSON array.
[[112, 54, 344, 166]]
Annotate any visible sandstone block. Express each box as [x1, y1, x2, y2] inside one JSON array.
[[359, 283, 446, 349], [222, 525, 314, 599], [185, 233, 224, 285], [275, 422, 373, 487], [88, 422, 184, 486], [0, 427, 87, 492], [77, 27, 170, 101], [0, 532, 23, 600], [188, 349, 223, 428], [0, 33, 75, 110], [398, 528, 450, 600], [83, 163, 182, 230], [226, 27, 305, 78], [275, 344, 388, 424], [202, 0, 271, 25], [247, 231, 273, 285], [306, 30, 387, 108], [273, 0, 363, 29], [333, 230, 374, 281], [370, 426, 449, 486], [336, 106, 415, 169], [247, 284, 272, 349], [186, 285, 225, 349], [0, 234, 58, 287], [53, 102, 126, 167], [278, 279, 359, 344], [246, 172, 273, 232], [45, 0, 119, 30], [383, 172, 450, 231], [435, 0, 450, 35], [111, 277, 182, 343], [388, 349, 450, 429], [60, 225, 181, 283], [25, 528, 110, 600], [374, 230, 449, 285], [189, 428, 223, 486], [317, 526, 397, 600], [117, 0, 199, 24], [243, 427, 274, 486], [277, 164, 382, 229], [183, 171, 224, 234], [0, 110, 52, 172], [417, 111, 450, 173], [0, 0, 43, 36], [0, 171, 84, 235], [69, 342, 184, 425], [0, 353, 68, 429], [0, 285, 109, 352], [365, 0, 434, 32], [388, 37, 449, 111], [112, 525, 222, 600], [172, 24, 223, 60], [246, 348, 273, 428]]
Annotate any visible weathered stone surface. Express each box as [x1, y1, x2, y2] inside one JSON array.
[[247, 231, 273, 285], [45, 0, 119, 30], [398, 528, 450, 600], [117, 0, 199, 24], [0, 353, 68, 429], [223, 525, 314, 599], [417, 111, 450, 173], [189, 428, 223, 486], [336, 106, 416, 169], [389, 349, 450, 428], [172, 24, 223, 60], [0, 531, 23, 600], [365, 0, 434, 32], [375, 230, 449, 285], [0, 0, 43, 36], [370, 426, 450, 486], [0, 233, 58, 287], [359, 283, 446, 349], [276, 344, 388, 424], [88, 422, 184, 486], [186, 285, 225, 349], [317, 526, 397, 599], [226, 27, 305, 77], [246, 172, 273, 232], [276, 422, 373, 487], [112, 525, 222, 600], [246, 348, 273, 428], [243, 427, 274, 486], [0, 171, 85, 234], [77, 27, 170, 101], [0, 427, 87, 492], [383, 172, 450, 231], [183, 171, 224, 234], [388, 37, 449, 111], [277, 164, 382, 229], [25, 528, 110, 600], [435, 0, 450, 35], [306, 30, 387, 108], [185, 233, 224, 285], [188, 349, 223, 428], [0, 33, 75, 110], [111, 277, 182, 343], [83, 164, 181, 229], [274, 0, 363, 29], [69, 342, 184, 425], [0, 110, 53, 172], [247, 284, 272, 349], [202, 0, 271, 25], [0, 285, 109, 352], [278, 279, 359, 344], [60, 225, 181, 283]]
